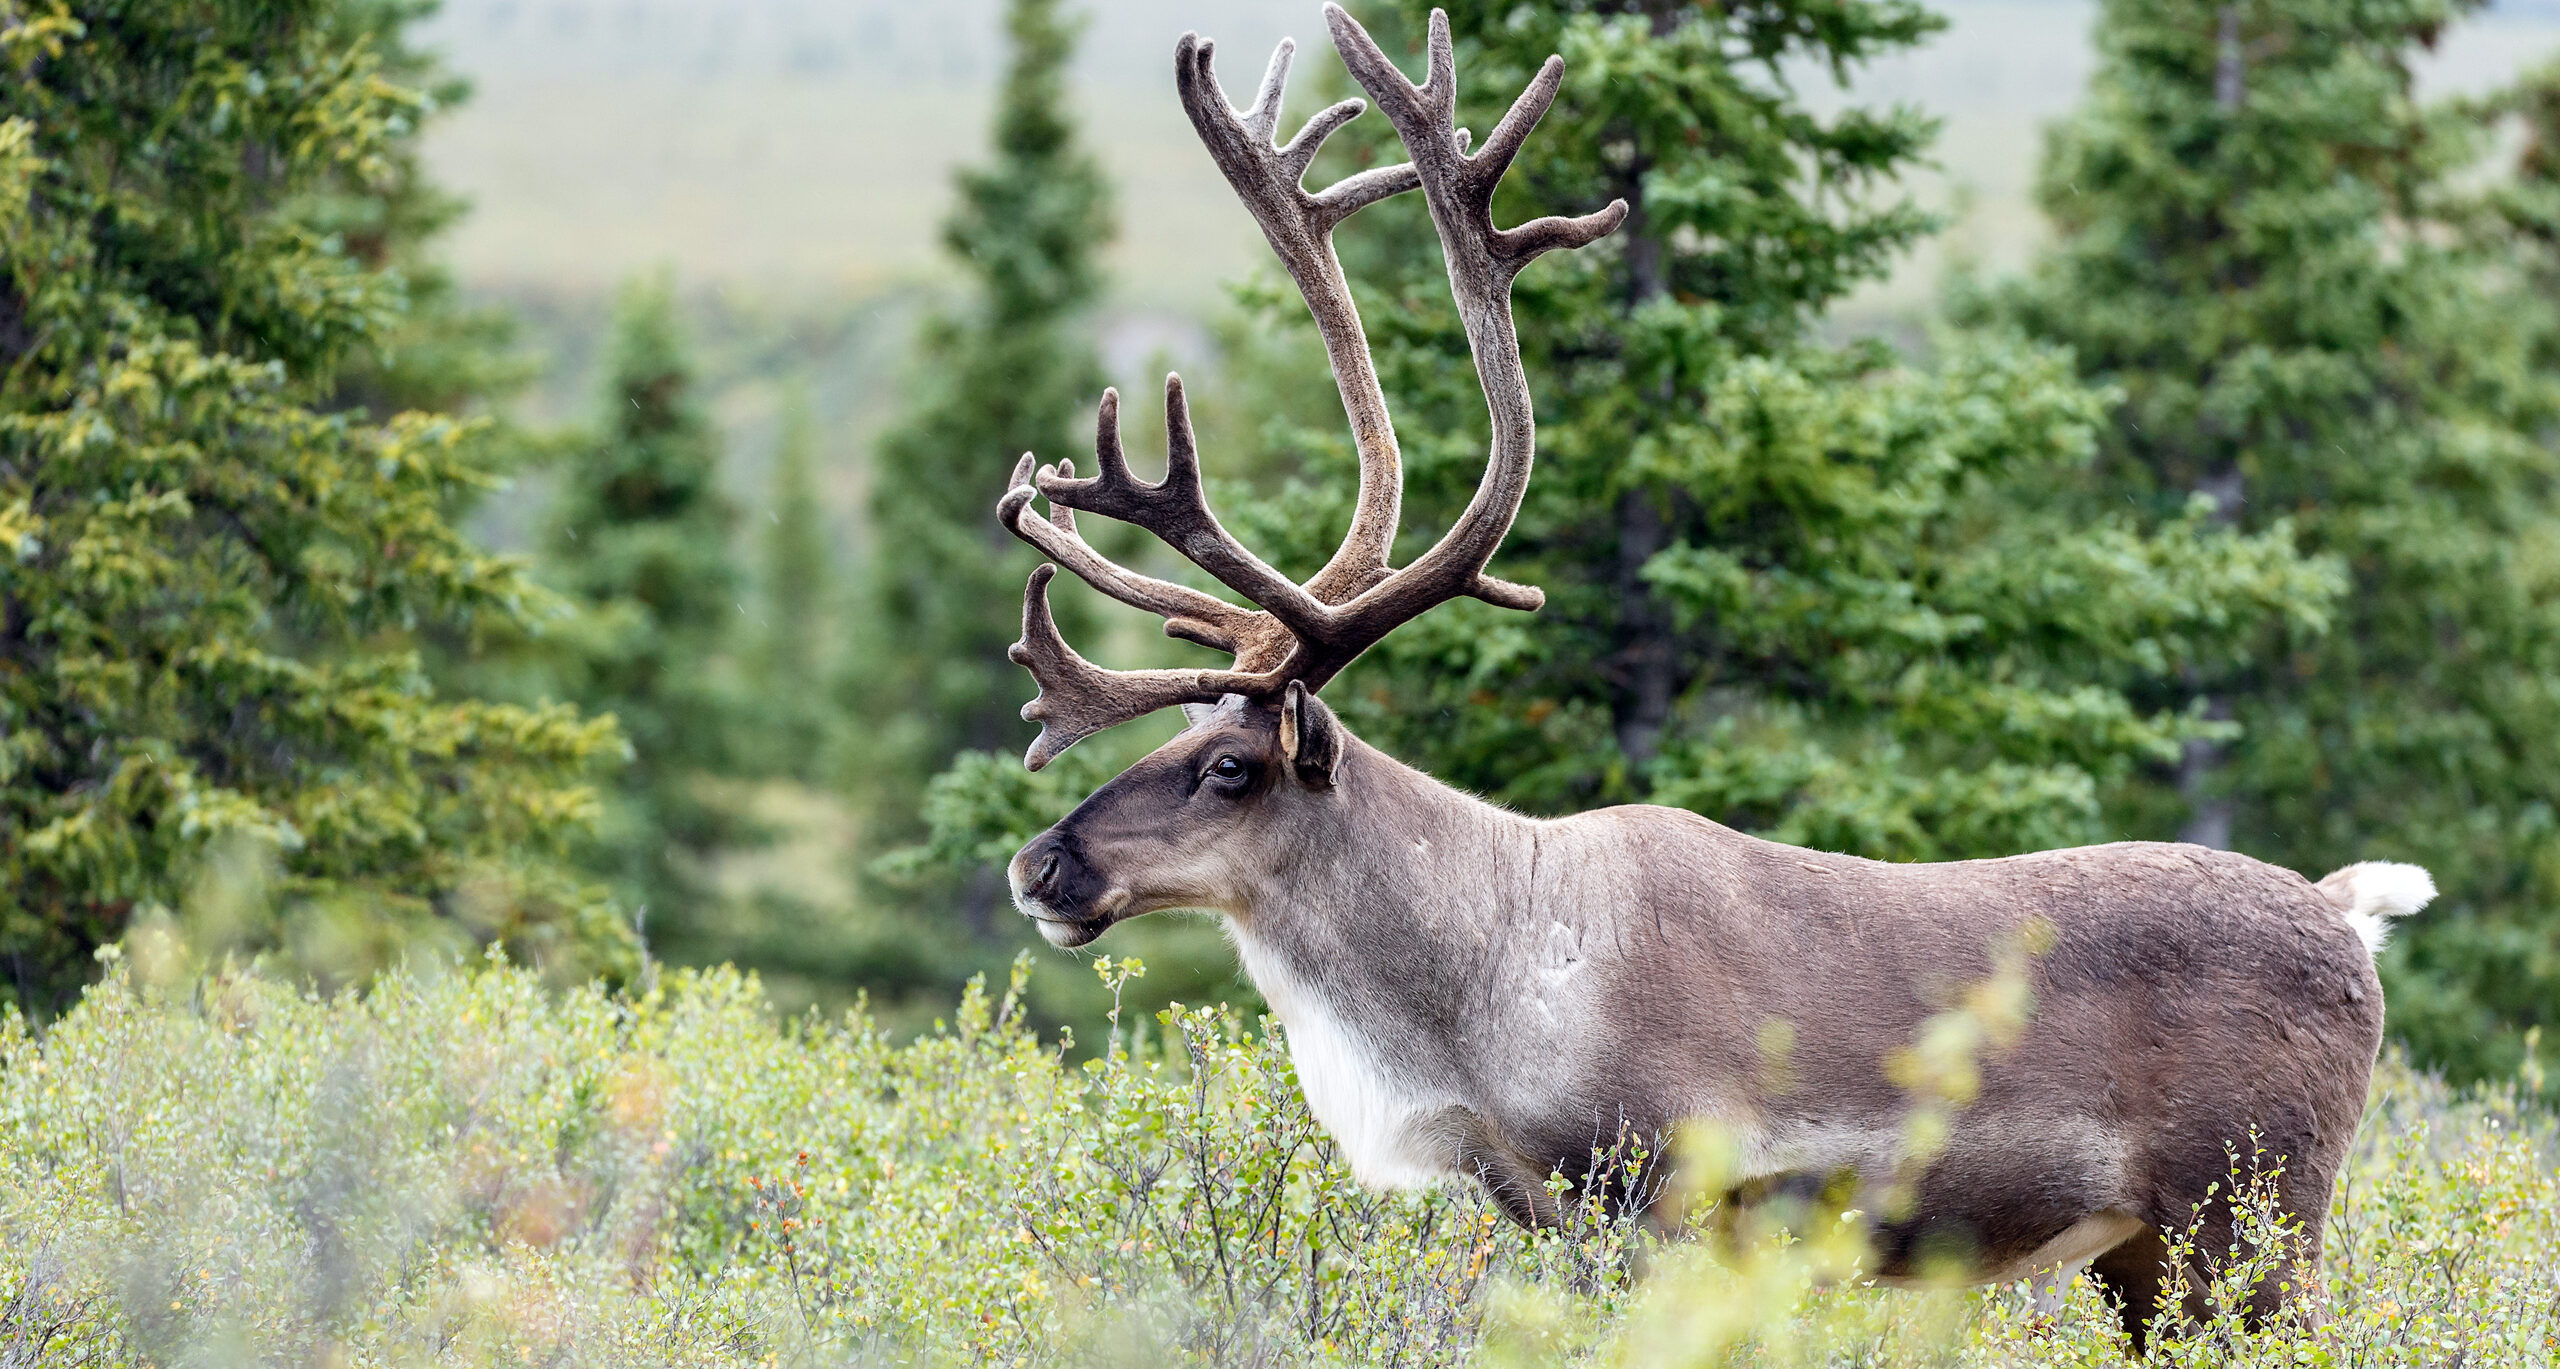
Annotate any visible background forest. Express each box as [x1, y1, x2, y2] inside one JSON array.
[[17, 0, 2543, 1077], [5, 0, 2560, 1363]]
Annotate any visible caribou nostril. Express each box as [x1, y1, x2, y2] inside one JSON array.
[[1036, 852, 1061, 894]]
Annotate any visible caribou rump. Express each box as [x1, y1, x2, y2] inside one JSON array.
[[990, 5, 2432, 1348]]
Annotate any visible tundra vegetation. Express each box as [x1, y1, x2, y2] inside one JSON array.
[[0, 952, 2553, 1367]]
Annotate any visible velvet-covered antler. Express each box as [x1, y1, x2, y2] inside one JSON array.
[[997, 4, 1625, 769]]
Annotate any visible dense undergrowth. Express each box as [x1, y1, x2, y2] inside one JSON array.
[[0, 952, 2553, 1367]]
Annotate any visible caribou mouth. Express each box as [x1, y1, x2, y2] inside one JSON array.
[[1014, 894, 1109, 948], [1011, 882, 1128, 949], [1029, 914, 1108, 949]]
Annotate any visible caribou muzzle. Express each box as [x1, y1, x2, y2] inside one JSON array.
[[1007, 831, 1124, 948]]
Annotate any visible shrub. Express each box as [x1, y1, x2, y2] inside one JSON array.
[[0, 955, 2551, 1366]]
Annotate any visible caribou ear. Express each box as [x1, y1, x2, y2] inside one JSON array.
[[1278, 681, 1342, 789]]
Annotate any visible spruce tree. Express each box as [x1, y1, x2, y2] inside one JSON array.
[[1988, 0, 2560, 1085], [540, 277, 748, 955], [1203, 0, 2338, 863], [756, 385, 834, 781], [0, 0, 624, 1010], [850, 0, 1113, 858]]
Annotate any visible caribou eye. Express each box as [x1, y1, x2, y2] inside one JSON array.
[[1205, 755, 1247, 785]]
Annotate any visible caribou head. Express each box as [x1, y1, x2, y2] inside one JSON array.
[[1011, 687, 1342, 949], [997, 3, 1613, 939]]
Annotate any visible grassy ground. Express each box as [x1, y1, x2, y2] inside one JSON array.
[[3, 952, 2553, 1366]]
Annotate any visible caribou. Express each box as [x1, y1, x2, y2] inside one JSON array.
[[994, 5, 2433, 1347]]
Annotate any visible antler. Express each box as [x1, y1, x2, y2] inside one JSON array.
[[1174, 27, 1416, 604], [996, 4, 1626, 769]]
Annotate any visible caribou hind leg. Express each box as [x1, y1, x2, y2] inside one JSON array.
[[2091, 1225, 2186, 1355], [2092, 1198, 2330, 1355]]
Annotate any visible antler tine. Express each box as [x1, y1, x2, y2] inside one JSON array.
[[1033, 376, 1334, 648], [1008, 565, 1275, 770], [997, 397, 1279, 658], [1323, 6, 1627, 279], [1472, 57, 1560, 204], [1000, 496, 1245, 658], [1327, 5, 1453, 127], [1240, 35, 1293, 146], [1278, 98, 1360, 178], [997, 405, 1305, 767], [1172, 28, 1416, 606]]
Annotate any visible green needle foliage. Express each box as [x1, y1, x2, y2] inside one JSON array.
[[848, 0, 1114, 854], [1983, 0, 2560, 1088], [317, 0, 537, 424], [538, 277, 750, 958], [0, 0, 626, 1013], [1212, 0, 2338, 861]]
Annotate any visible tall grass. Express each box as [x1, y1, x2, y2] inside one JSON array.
[[1, 951, 2552, 1366]]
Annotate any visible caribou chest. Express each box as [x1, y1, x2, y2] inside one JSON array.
[[1227, 922, 1453, 1189]]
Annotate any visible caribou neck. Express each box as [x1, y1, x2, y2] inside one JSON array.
[[1225, 731, 1539, 1069]]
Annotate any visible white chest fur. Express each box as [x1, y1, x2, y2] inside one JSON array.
[[1228, 924, 1451, 1189]]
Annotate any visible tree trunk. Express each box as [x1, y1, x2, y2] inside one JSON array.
[[1610, 175, 1680, 770], [1611, 1, 1682, 770], [2178, 469, 2245, 848], [2181, 9, 2248, 849], [1614, 490, 1675, 765], [2214, 5, 2247, 112]]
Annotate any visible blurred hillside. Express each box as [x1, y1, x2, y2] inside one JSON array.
[[421, 0, 1307, 311], [421, 0, 2560, 314]]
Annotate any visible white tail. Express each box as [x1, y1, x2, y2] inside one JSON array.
[[2317, 861, 2437, 955]]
